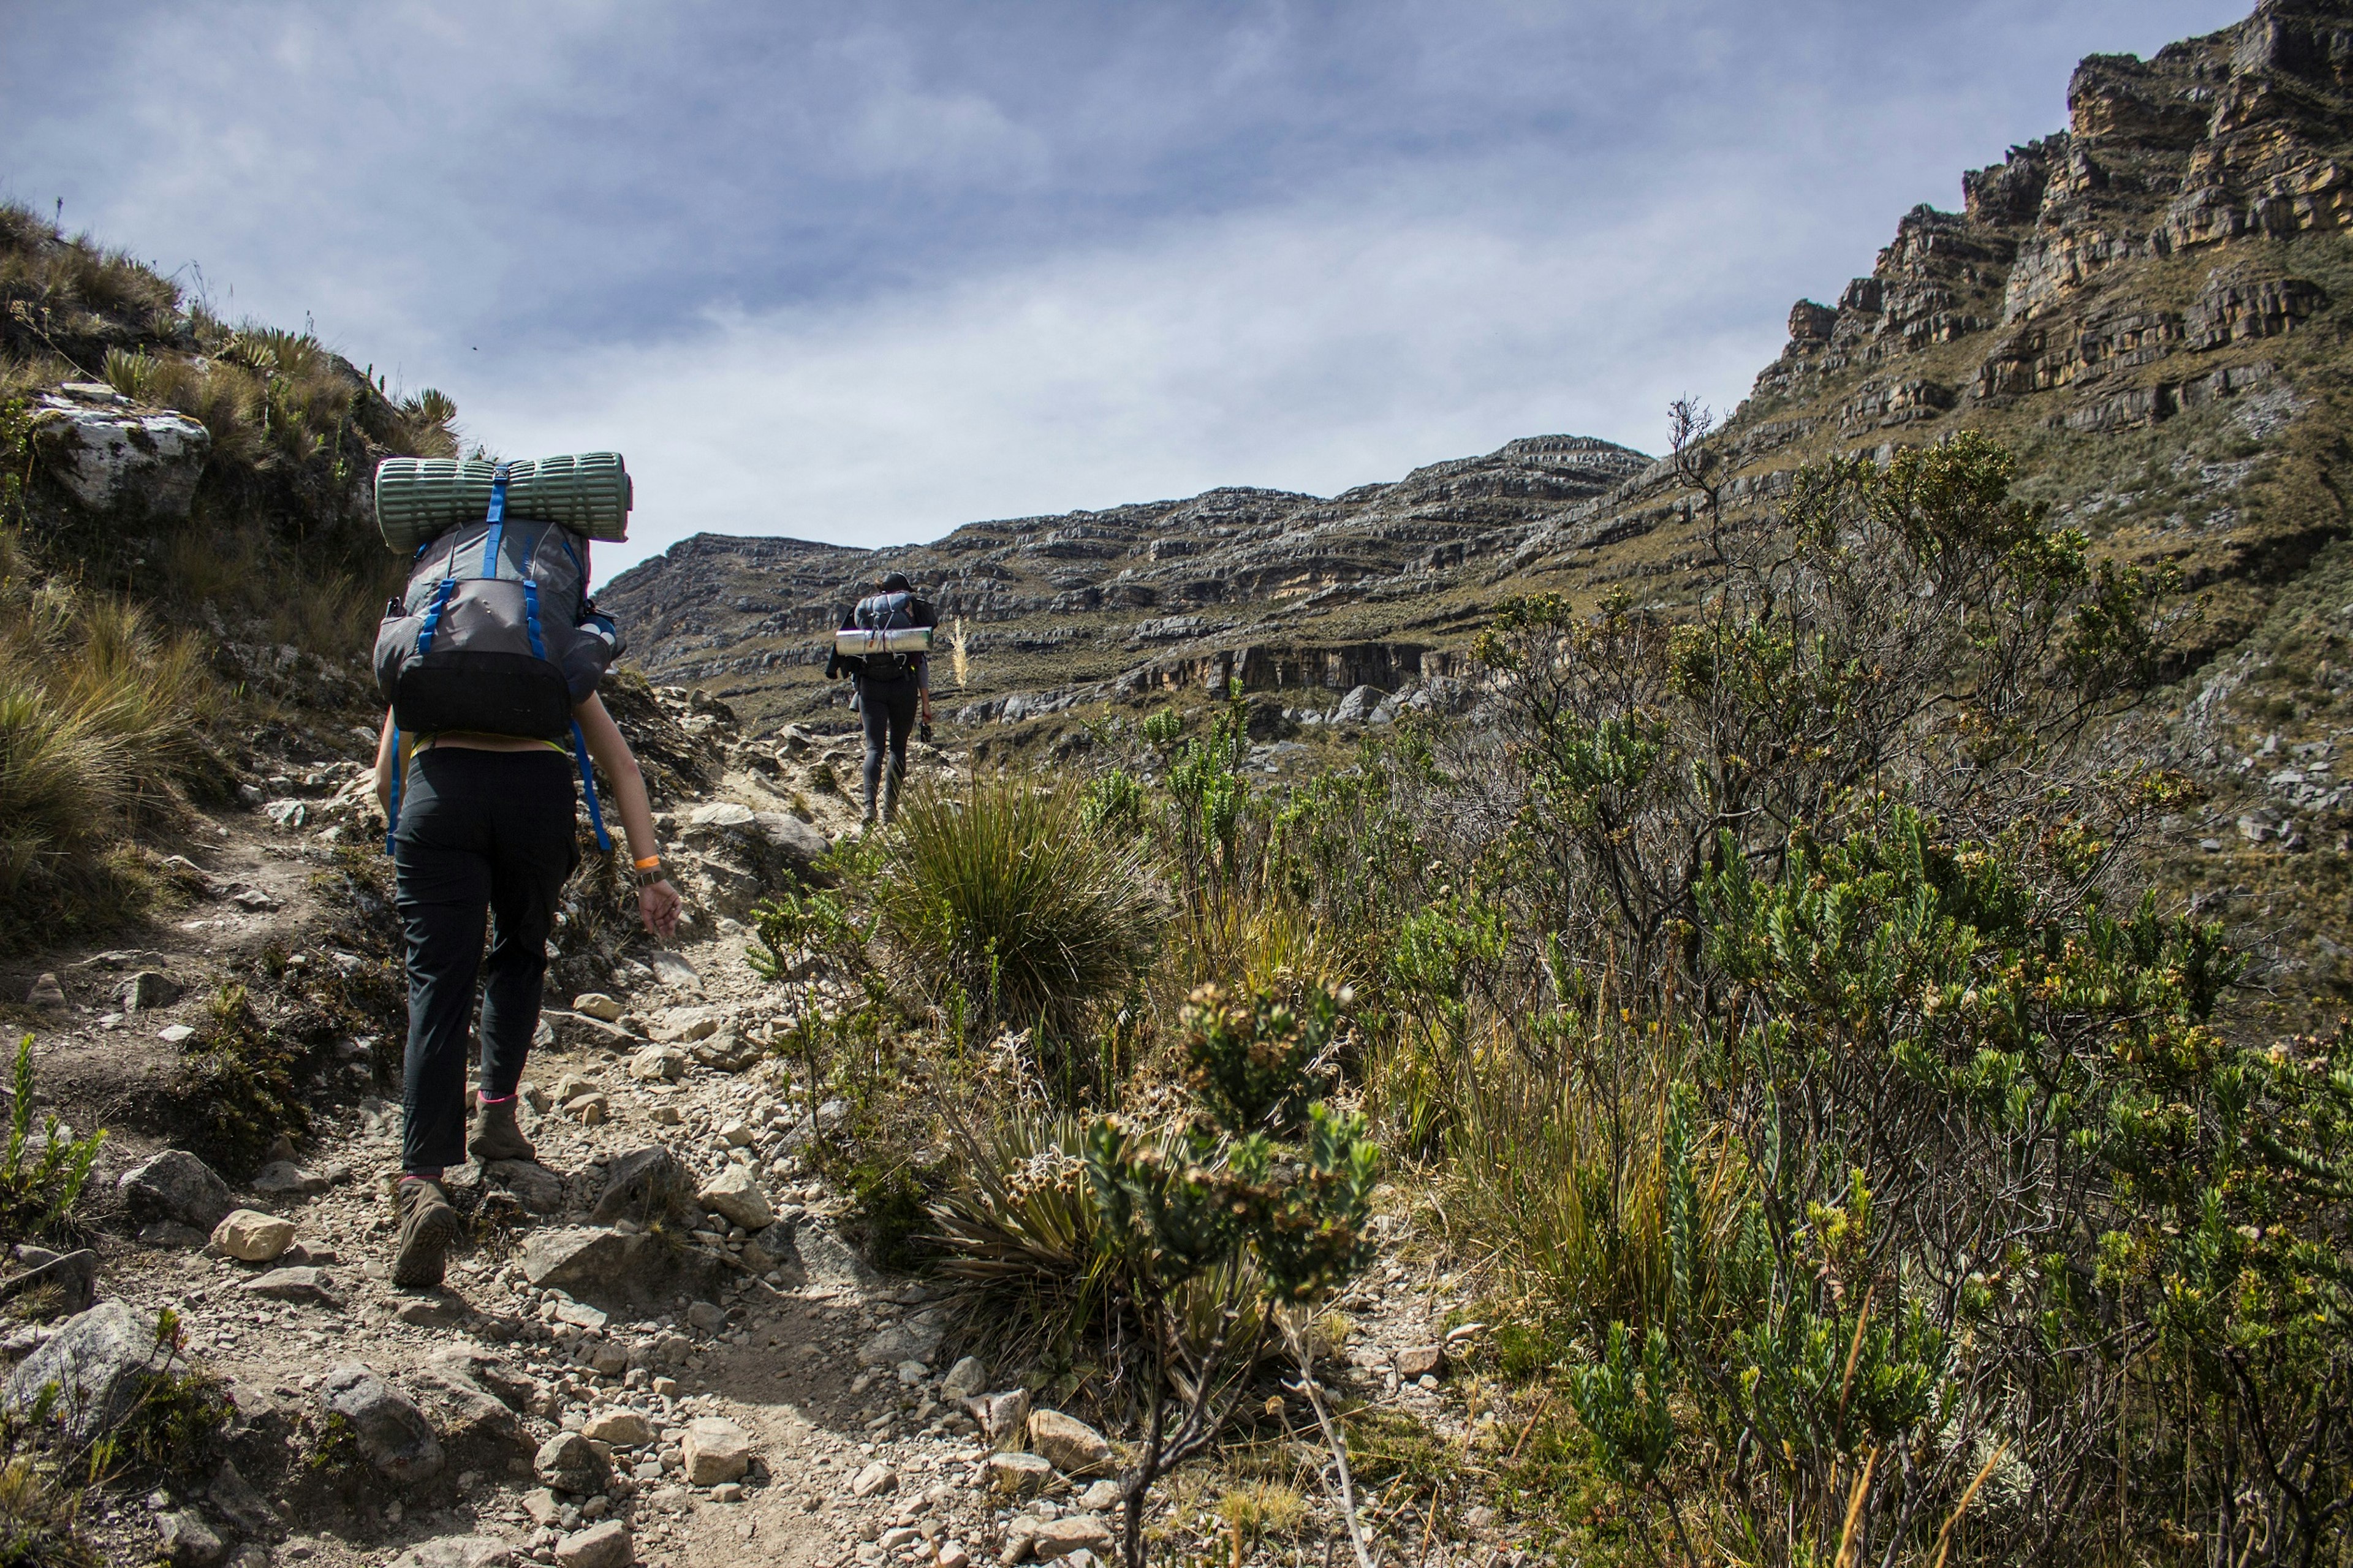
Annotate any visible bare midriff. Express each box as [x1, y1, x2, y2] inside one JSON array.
[[412, 732, 568, 756]]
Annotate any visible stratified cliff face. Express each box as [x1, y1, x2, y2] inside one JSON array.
[[609, 0, 2353, 732], [604, 436, 1654, 725]]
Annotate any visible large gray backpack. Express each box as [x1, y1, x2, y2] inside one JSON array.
[[374, 465, 623, 850]]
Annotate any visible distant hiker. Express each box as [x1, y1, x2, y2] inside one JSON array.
[[370, 455, 679, 1290], [825, 569, 938, 825]]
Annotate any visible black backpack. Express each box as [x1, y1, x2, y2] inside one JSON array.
[[852, 590, 926, 679], [374, 465, 623, 851]]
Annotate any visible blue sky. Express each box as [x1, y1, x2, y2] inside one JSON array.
[[3, 0, 2249, 578]]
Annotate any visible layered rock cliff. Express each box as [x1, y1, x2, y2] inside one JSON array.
[[607, 0, 2353, 735]]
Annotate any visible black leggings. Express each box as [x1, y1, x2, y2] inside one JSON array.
[[392, 746, 578, 1173], [858, 676, 919, 818]]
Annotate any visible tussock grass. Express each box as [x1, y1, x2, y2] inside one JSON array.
[[0, 530, 218, 940], [877, 778, 1165, 1036]]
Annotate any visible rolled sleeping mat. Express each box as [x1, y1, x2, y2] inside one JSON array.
[[835, 627, 934, 656], [374, 453, 632, 551]]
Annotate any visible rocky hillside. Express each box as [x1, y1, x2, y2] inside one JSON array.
[[606, 0, 2353, 740]]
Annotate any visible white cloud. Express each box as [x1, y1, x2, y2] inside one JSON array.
[[464, 153, 1794, 581]]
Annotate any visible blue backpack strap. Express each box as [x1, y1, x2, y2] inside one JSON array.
[[384, 725, 403, 856], [479, 463, 510, 578], [521, 578, 547, 659], [414, 577, 458, 655], [571, 721, 612, 853]]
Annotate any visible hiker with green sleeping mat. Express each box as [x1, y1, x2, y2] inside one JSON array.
[[368, 453, 681, 1289], [825, 569, 937, 826]]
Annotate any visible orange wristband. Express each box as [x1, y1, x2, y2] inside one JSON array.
[[634, 855, 661, 871]]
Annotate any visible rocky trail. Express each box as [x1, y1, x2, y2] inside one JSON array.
[[0, 688, 1498, 1568]]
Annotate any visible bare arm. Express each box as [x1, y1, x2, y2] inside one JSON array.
[[573, 692, 681, 940], [374, 710, 398, 817]]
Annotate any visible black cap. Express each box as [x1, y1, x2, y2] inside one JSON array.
[[880, 571, 912, 592]]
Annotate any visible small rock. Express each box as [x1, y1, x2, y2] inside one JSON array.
[[983, 1452, 1054, 1499], [1033, 1517, 1115, 1562], [121, 970, 183, 1010], [681, 1416, 755, 1485], [1076, 1480, 1121, 1513], [695, 1167, 773, 1230], [940, 1356, 988, 1404], [251, 1161, 330, 1196], [157, 1024, 197, 1045], [650, 950, 701, 991], [849, 1460, 898, 1499], [535, 1430, 611, 1493], [319, 1364, 445, 1482], [1396, 1344, 1444, 1380], [241, 1267, 341, 1307], [593, 1146, 690, 1226], [938, 1543, 972, 1568], [711, 1481, 743, 1503], [857, 1312, 944, 1368], [685, 1300, 726, 1334], [118, 1149, 234, 1230], [25, 974, 66, 1009], [0, 1248, 97, 1316], [627, 1046, 686, 1083], [389, 1538, 517, 1568], [1027, 1409, 1113, 1477], [572, 993, 624, 1023], [554, 1520, 632, 1568], [969, 1388, 1032, 1444], [566, 1093, 610, 1125], [480, 1159, 566, 1214], [395, 1298, 465, 1328], [210, 1210, 296, 1263], [583, 1408, 653, 1447], [154, 1507, 225, 1566]]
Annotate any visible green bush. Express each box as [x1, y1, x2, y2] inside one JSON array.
[[874, 778, 1164, 1036], [0, 1036, 105, 1247]]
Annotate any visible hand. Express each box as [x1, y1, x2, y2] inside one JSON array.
[[919, 720, 933, 744], [639, 878, 681, 941]]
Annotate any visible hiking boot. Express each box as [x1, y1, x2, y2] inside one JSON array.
[[467, 1096, 536, 1164], [392, 1178, 458, 1289]]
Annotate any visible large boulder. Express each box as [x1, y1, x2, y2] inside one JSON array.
[[118, 1150, 234, 1231], [318, 1365, 444, 1483], [4, 1300, 165, 1441], [26, 387, 210, 520]]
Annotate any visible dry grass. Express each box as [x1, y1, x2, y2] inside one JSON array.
[[0, 531, 217, 940]]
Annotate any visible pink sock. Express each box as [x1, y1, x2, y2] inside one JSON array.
[[478, 1091, 517, 1105]]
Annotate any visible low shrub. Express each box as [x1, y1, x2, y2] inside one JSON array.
[[875, 778, 1164, 1038], [0, 1036, 105, 1247]]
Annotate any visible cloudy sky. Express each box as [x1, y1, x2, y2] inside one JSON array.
[[4, 0, 2247, 578]]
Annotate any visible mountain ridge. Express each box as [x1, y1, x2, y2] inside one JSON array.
[[608, 0, 2353, 738]]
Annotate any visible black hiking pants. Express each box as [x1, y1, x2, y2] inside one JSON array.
[[392, 746, 578, 1173], [857, 674, 920, 821]]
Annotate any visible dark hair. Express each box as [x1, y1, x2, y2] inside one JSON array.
[[880, 571, 912, 593]]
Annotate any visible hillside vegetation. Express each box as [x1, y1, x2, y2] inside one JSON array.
[[0, 198, 458, 939]]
